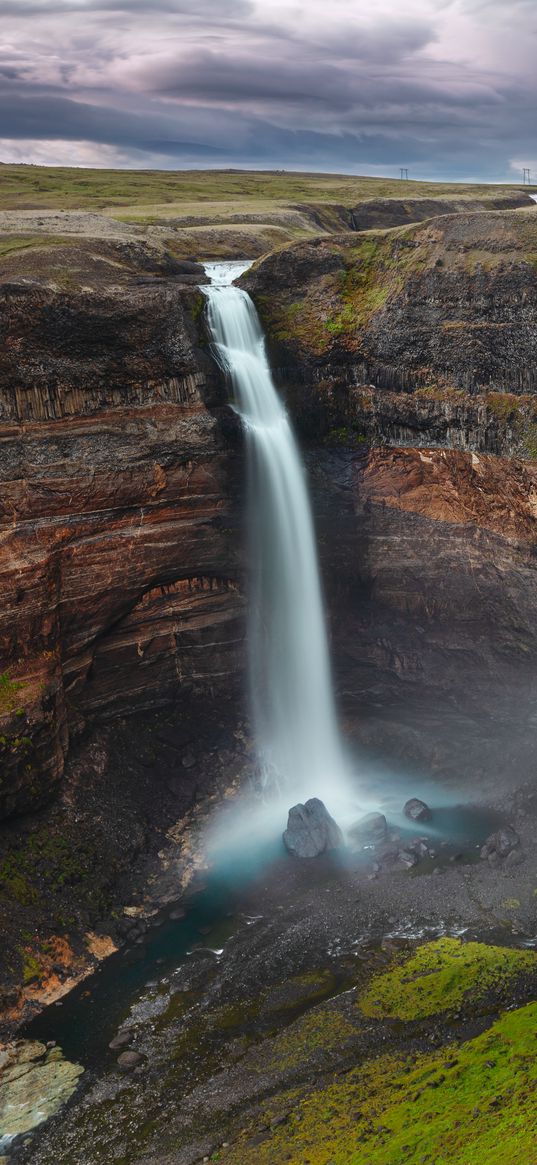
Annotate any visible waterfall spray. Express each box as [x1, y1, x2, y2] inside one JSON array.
[[204, 262, 351, 814]]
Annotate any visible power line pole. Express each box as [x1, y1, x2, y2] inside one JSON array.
[[400, 168, 409, 181], [523, 167, 531, 185]]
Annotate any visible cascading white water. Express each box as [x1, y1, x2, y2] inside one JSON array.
[[204, 261, 351, 810]]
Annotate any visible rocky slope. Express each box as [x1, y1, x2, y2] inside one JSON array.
[[243, 208, 537, 450], [350, 192, 533, 231], [0, 238, 244, 820]]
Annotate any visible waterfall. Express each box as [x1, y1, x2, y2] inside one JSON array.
[[203, 261, 350, 809]]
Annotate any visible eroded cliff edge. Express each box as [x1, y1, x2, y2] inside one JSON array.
[[243, 208, 537, 452]]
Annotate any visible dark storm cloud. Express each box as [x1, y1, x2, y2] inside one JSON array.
[[0, 0, 535, 177], [0, 0, 252, 14]]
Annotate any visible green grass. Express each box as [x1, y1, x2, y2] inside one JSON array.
[[21, 950, 42, 984], [225, 1001, 537, 1165], [358, 938, 537, 1021], [0, 164, 530, 215], [0, 234, 76, 257], [262, 1007, 357, 1072]]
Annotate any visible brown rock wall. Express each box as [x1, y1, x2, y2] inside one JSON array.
[[0, 257, 244, 819]]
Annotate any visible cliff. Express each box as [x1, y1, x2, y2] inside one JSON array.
[[0, 238, 244, 819], [243, 208, 537, 449], [349, 193, 533, 231], [310, 443, 537, 785]]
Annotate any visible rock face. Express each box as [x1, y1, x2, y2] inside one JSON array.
[[283, 798, 344, 858], [350, 194, 532, 232], [0, 1039, 83, 1141], [243, 210, 537, 452], [241, 211, 537, 794], [0, 240, 244, 818], [305, 441, 537, 792]]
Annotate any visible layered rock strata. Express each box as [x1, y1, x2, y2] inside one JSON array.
[[310, 444, 537, 787], [243, 210, 537, 433], [0, 240, 244, 818], [349, 193, 533, 231]]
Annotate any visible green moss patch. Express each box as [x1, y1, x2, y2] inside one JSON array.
[[0, 671, 26, 715], [0, 826, 104, 905], [358, 938, 536, 1021], [262, 1007, 357, 1073], [223, 1000, 537, 1165]]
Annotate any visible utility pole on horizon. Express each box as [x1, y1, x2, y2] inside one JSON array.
[[523, 167, 531, 185], [400, 168, 409, 180]]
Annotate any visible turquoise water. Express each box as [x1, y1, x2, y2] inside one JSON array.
[[24, 837, 284, 1069], [23, 801, 499, 1069]]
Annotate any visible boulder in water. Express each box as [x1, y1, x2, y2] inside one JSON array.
[[109, 1030, 133, 1051], [349, 812, 388, 846], [283, 798, 344, 858], [403, 798, 432, 823]]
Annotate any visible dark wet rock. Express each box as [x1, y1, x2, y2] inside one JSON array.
[[375, 844, 400, 869], [117, 1050, 143, 1072], [349, 812, 388, 846], [108, 1031, 133, 1051], [481, 826, 520, 861], [283, 798, 344, 858], [182, 753, 196, 770], [404, 799, 432, 823]]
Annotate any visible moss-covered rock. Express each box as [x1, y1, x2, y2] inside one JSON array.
[[358, 937, 537, 1021]]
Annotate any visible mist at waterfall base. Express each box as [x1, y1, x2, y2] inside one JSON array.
[[203, 261, 366, 855]]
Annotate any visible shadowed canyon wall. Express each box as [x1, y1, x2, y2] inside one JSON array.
[[242, 209, 537, 787]]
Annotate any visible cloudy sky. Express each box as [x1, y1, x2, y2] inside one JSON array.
[[0, 0, 536, 178]]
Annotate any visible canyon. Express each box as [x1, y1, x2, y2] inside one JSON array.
[[2, 206, 537, 997], [2, 193, 537, 1163]]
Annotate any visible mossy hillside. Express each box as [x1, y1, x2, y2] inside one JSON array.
[[222, 1001, 537, 1165], [251, 211, 537, 360], [0, 164, 527, 213], [261, 1006, 357, 1073], [358, 937, 537, 1021], [0, 234, 77, 260], [252, 230, 446, 356]]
